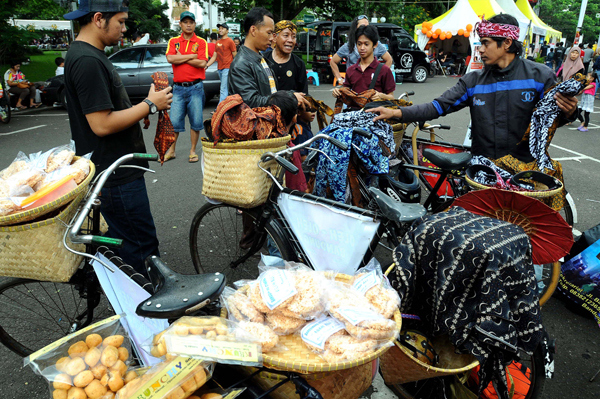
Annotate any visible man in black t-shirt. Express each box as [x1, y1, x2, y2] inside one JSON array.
[[63, 0, 172, 274], [263, 20, 308, 94]]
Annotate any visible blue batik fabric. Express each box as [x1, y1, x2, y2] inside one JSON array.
[[313, 111, 395, 202]]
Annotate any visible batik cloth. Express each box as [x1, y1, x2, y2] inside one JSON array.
[[274, 20, 297, 34], [333, 87, 377, 114], [210, 94, 287, 144], [313, 111, 394, 203], [145, 72, 175, 165], [305, 95, 334, 130], [260, 58, 277, 94], [389, 207, 543, 399], [475, 17, 520, 41]]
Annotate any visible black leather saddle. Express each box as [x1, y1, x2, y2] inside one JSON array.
[[136, 256, 226, 319], [368, 187, 426, 224], [423, 148, 472, 171]]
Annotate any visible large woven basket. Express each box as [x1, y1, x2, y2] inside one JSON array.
[[0, 158, 95, 226], [237, 361, 374, 399], [464, 174, 562, 199], [379, 335, 479, 384], [201, 136, 290, 208], [229, 272, 401, 373], [0, 193, 86, 282]]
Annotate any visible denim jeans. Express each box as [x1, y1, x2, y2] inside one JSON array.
[[217, 69, 229, 103], [100, 177, 160, 274], [171, 81, 205, 132]]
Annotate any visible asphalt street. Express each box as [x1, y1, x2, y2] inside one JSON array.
[[0, 75, 599, 399]]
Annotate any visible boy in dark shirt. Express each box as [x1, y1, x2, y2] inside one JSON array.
[[292, 107, 316, 159]]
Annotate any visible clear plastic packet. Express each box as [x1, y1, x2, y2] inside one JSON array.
[[115, 357, 214, 399], [221, 286, 265, 323], [147, 316, 264, 366], [34, 152, 93, 191], [326, 281, 397, 341], [351, 259, 401, 319], [237, 321, 280, 353], [23, 314, 134, 399], [0, 151, 30, 180], [43, 141, 76, 173], [264, 312, 307, 335], [0, 197, 19, 216], [251, 262, 326, 320], [193, 386, 246, 399], [5, 167, 45, 193]]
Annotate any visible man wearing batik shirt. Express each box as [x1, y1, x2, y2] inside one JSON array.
[[165, 11, 207, 163], [367, 13, 578, 163]]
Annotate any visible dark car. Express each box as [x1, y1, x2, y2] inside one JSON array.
[[311, 21, 430, 84], [42, 44, 219, 109]]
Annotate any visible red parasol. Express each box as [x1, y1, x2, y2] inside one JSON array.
[[453, 188, 573, 264]]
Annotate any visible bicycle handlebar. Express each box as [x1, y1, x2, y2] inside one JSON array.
[[353, 127, 372, 140], [421, 124, 451, 131]]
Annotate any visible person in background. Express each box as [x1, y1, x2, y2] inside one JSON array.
[[583, 43, 594, 73], [555, 43, 565, 72], [264, 20, 308, 95], [132, 31, 149, 46], [3, 61, 41, 110], [561, 47, 585, 82], [330, 15, 393, 86], [63, 0, 172, 274], [576, 72, 596, 132], [207, 32, 218, 58], [55, 57, 65, 75], [233, 37, 241, 51], [333, 25, 395, 101], [545, 49, 554, 70], [592, 54, 600, 98], [540, 41, 549, 57], [165, 10, 208, 163], [292, 105, 316, 159], [206, 23, 237, 102]]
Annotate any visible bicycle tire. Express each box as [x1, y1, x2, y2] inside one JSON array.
[[0, 277, 114, 357], [189, 203, 296, 283]]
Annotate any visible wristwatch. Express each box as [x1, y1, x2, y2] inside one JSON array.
[[144, 99, 158, 115]]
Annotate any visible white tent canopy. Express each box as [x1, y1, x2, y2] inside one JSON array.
[[416, 0, 480, 51], [495, 0, 545, 37]]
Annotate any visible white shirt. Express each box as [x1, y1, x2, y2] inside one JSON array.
[[55, 66, 64, 76]]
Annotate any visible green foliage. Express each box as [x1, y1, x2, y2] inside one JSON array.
[[538, 0, 600, 45], [13, 0, 68, 20], [126, 0, 171, 42], [535, 56, 545, 64], [0, 51, 64, 82]]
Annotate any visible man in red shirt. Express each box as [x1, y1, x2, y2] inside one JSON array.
[[206, 22, 237, 102], [332, 25, 395, 102], [165, 11, 208, 163], [207, 33, 217, 58]]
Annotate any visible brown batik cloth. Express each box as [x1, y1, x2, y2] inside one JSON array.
[[210, 94, 287, 144], [333, 87, 378, 114], [145, 72, 175, 165], [305, 95, 334, 130]]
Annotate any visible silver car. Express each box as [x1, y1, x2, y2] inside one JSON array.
[[108, 44, 219, 104]]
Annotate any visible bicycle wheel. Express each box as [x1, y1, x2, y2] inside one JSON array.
[[0, 277, 114, 357], [518, 343, 546, 399], [190, 203, 296, 283]]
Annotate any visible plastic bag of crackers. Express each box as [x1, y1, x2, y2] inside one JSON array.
[[350, 259, 401, 319], [114, 357, 214, 399], [146, 316, 266, 366], [23, 314, 134, 399]]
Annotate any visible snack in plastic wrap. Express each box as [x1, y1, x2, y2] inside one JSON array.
[[7, 168, 45, 190], [148, 317, 264, 366], [0, 198, 18, 216], [327, 282, 397, 340], [45, 143, 76, 173], [221, 287, 264, 323], [23, 315, 133, 399], [238, 321, 279, 352], [0, 179, 8, 197], [70, 157, 91, 184], [115, 357, 213, 399], [0, 152, 29, 180], [264, 312, 306, 335], [351, 260, 401, 319]]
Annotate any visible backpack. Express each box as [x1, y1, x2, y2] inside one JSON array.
[[469, 361, 532, 399]]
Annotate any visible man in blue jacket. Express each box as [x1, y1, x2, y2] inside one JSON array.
[[367, 14, 578, 164]]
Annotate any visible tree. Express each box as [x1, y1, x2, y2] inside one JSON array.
[[13, 0, 68, 20], [126, 0, 171, 41], [538, 0, 600, 45]]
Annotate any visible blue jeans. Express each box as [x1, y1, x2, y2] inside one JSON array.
[[171, 81, 205, 132], [555, 59, 563, 72], [100, 177, 159, 274], [218, 69, 229, 103]]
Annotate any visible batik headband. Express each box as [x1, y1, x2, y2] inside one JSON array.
[[475, 17, 519, 41], [274, 20, 297, 34]]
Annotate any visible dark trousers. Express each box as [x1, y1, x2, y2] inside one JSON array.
[[9, 85, 36, 101], [584, 62, 590, 74], [100, 177, 160, 274], [577, 109, 590, 126]]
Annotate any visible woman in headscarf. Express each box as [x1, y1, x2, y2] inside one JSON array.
[[561, 46, 585, 81], [329, 15, 393, 86]]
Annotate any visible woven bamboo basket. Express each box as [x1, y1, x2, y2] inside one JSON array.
[[0, 158, 95, 226], [201, 136, 290, 208], [236, 361, 375, 399], [0, 193, 87, 282], [465, 174, 563, 199], [379, 335, 479, 384], [229, 272, 401, 374]]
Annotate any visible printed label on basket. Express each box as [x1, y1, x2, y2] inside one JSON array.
[[129, 356, 204, 399], [164, 335, 260, 364], [352, 270, 379, 295], [258, 269, 297, 310], [336, 308, 384, 326], [301, 317, 346, 350]]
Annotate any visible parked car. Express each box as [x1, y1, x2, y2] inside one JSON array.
[[310, 21, 431, 84], [42, 44, 220, 109]]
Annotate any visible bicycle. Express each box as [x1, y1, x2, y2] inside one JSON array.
[[0, 81, 11, 124]]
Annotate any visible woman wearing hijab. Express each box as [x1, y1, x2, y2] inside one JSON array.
[[330, 15, 393, 86], [560, 47, 585, 82]]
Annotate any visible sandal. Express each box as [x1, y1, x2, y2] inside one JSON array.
[[164, 153, 176, 162], [189, 154, 199, 163], [16, 105, 27, 110], [32, 103, 42, 109]]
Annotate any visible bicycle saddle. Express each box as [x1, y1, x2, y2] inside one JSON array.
[[423, 148, 472, 171], [368, 187, 426, 223], [136, 256, 226, 319]]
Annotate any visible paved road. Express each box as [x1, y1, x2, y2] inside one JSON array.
[[0, 76, 599, 398]]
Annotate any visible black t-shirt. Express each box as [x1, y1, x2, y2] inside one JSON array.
[[263, 52, 308, 94], [64, 41, 148, 187]]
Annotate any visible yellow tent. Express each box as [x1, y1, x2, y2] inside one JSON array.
[[516, 0, 561, 41]]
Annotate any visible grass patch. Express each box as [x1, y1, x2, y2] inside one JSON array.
[[1, 51, 64, 83]]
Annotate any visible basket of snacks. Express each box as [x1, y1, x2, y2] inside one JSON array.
[[201, 135, 291, 208], [0, 143, 95, 226]]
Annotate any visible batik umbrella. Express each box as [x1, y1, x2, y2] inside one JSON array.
[[453, 188, 573, 264]]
